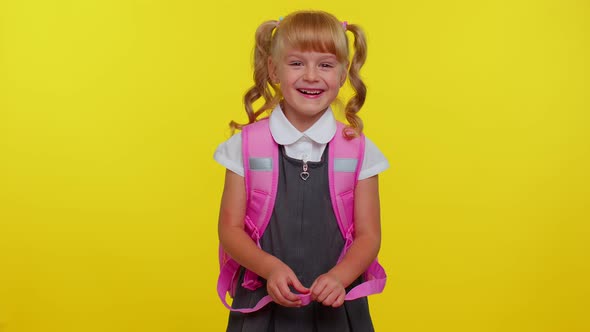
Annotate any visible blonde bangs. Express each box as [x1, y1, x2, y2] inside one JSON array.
[[272, 11, 349, 64]]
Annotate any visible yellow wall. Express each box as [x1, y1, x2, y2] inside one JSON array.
[[1, 1, 588, 331]]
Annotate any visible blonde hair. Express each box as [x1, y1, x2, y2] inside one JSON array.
[[230, 10, 368, 138]]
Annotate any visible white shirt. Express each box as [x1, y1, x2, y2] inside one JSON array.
[[214, 105, 389, 180]]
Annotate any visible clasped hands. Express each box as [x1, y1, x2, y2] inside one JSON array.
[[265, 261, 346, 308]]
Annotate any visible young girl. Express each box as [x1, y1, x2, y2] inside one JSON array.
[[214, 10, 389, 331]]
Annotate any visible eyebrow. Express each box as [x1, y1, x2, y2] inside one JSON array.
[[284, 53, 339, 61]]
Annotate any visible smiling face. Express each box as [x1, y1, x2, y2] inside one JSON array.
[[269, 49, 347, 131]]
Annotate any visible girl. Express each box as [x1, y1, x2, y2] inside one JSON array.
[[214, 10, 389, 332]]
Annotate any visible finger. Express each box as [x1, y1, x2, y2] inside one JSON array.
[[322, 291, 339, 307], [277, 297, 300, 307], [279, 283, 300, 302], [290, 276, 309, 294], [314, 284, 331, 303], [331, 293, 345, 308], [310, 281, 327, 301], [278, 296, 301, 307], [267, 285, 284, 304], [271, 286, 299, 307], [269, 283, 292, 305], [309, 279, 318, 290], [275, 282, 302, 307]]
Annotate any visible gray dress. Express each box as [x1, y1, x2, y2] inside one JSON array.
[[226, 146, 374, 332]]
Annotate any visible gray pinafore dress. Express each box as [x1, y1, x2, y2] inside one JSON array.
[[226, 146, 374, 332]]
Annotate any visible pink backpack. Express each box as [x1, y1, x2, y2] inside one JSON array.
[[217, 118, 386, 313]]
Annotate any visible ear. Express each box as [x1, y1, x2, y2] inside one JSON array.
[[268, 56, 278, 83], [340, 63, 349, 87]]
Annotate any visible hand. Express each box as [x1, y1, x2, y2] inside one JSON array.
[[266, 261, 309, 307], [310, 273, 346, 307]]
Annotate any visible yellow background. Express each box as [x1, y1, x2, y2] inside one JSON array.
[[1, 0, 588, 331]]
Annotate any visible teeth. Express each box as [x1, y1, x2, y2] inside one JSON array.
[[299, 89, 322, 95]]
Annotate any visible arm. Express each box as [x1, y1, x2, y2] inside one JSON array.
[[310, 175, 382, 306], [218, 169, 308, 306]]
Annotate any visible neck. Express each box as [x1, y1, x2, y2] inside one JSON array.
[[281, 105, 328, 132]]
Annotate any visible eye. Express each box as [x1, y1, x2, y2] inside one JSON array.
[[320, 63, 335, 68], [289, 61, 303, 66]]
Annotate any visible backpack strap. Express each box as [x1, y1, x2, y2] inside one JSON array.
[[329, 123, 387, 301], [241, 119, 279, 290], [217, 118, 279, 313]]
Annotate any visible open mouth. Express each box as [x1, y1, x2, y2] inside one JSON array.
[[297, 88, 324, 96]]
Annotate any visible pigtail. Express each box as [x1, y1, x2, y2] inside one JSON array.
[[343, 23, 367, 139], [230, 21, 281, 132]]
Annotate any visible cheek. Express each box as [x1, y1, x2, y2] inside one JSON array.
[[279, 71, 296, 84], [340, 70, 347, 84], [333, 74, 345, 88]]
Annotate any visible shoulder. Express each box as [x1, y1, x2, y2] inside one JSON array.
[[213, 132, 244, 177], [359, 135, 390, 180], [213, 119, 273, 177], [332, 123, 389, 180]]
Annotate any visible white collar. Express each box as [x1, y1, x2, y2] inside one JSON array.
[[269, 105, 337, 145]]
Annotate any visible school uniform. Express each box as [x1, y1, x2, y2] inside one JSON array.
[[214, 105, 389, 332]]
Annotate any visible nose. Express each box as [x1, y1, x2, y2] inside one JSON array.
[[303, 66, 319, 82]]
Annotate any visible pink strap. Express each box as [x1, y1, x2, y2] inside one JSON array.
[[217, 260, 273, 313], [219, 119, 279, 313], [329, 125, 387, 300]]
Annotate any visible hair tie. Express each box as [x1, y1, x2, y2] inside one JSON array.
[[276, 16, 284, 27], [342, 21, 348, 30]]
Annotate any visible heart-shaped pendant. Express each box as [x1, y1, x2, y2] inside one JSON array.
[[300, 171, 309, 181]]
